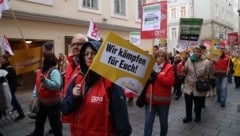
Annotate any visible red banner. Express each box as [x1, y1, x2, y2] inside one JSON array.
[[227, 32, 238, 45], [141, 1, 167, 39]]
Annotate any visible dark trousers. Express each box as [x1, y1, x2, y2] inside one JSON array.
[[184, 93, 205, 119], [10, 90, 24, 116], [33, 103, 62, 136], [173, 76, 184, 97], [234, 76, 240, 88]]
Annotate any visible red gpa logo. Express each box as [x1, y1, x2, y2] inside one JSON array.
[[0, 0, 3, 4], [90, 96, 103, 104]]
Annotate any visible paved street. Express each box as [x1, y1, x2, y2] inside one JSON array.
[[0, 83, 240, 136]]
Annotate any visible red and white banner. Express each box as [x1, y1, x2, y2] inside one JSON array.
[[0, 0, 9, 18], [0, 35, 14, 56], [227, 32, 238, 45], [87, 19, 101, 41], [141, 1, 167, 39]]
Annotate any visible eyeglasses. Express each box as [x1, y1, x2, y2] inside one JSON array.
[[84, 52, 96, 57]]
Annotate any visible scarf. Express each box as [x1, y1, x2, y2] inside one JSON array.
[[190, 55, 202, 63], [153, 62, 164, 73]]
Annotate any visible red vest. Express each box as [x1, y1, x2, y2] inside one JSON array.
[[62, 56, 80, 123], [35, 69, 61, 105], [214, 55, 229, 71], [176, 61, 184, 76], [145, 63, 174, 105], [63, 57, 80, 97], [70, 75, 116, 136]]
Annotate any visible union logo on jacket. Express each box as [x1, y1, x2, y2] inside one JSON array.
[[70, 76, 116, 136]]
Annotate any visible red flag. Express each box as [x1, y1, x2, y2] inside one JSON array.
[[227, 32, 238, 45], [87, 19, 101, 41], [0, 35, 14, 56], [0, 0, 10, 18], [203, 40, 211, 48]]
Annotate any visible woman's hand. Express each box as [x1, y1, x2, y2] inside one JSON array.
[[40, 74, 46, 82], [73, 84, 83, 97]]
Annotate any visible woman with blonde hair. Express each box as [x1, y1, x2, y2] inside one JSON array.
[[143, 50, 175, 136]]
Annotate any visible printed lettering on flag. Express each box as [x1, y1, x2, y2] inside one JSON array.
[[87, 19, 101, 41], [0, 0, 10, 18], [90, 31, 155, 95], [0, 35, 14, 56], [9, 46, 42, 74]]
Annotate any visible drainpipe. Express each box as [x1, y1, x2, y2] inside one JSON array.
[[192, 0, 194, 17]]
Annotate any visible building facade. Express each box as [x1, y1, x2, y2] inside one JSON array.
[[1, 0, 156, 55], [0, 0, 154, 88], [167, 0, 237, 52]]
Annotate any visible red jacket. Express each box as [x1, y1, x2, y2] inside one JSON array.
[[70, 75, 116, 136], [62, 56, 80, 123], [145, 63, 175, 105], [63, 55, 80, 97], [35, 69, 61, 105]]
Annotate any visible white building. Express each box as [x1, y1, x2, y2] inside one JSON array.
[[167, 0, 237, 52]]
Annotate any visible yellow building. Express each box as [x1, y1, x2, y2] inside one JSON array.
[[0, 0, 155, 88]]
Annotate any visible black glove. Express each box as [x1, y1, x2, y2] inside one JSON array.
[[149, 71, 157, 83]]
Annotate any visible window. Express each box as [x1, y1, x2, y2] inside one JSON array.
[[78, 0, 102, 14], [137, 0, 146, 19], [82, 0, 98, 10], [171, 27, 177, 39], [221, 7, 224, 19], [214, 25, 219, 38], [171, 8, 176, 20], [180, 6, 186, 17], [215, 4, 219, 18], [114, 0, 126, 16]]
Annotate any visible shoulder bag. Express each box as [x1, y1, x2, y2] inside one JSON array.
[[193, 63, 210, 92]]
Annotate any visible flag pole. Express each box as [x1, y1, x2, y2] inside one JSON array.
[[10, 8, 28, 49], [226, 41, 232, 76], [149, 84, 152, 112]]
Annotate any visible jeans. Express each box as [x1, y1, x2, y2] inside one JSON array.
[[216, 76, 228, 105], [144, 104, 170, 136]]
